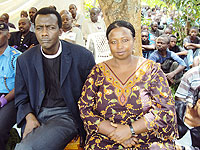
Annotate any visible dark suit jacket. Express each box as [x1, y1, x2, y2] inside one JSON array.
[[15, 40, 95, 138], [8, 31, 39, 52]]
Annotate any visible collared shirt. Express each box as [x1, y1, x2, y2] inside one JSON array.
[[0, 46, 21, 93], [41, 41, 62, 59], [30, 21, 35, 32], [149, 49, 186, 66], [59, 27, 85, 46], [175, 66, 200, 103], [82, 19, 106, 40], [72, 13, 85, 28]]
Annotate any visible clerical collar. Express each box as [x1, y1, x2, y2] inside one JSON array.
[[41, 41, 62, 59]]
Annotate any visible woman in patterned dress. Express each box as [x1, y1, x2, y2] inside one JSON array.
[[78, 20, 178, 150]]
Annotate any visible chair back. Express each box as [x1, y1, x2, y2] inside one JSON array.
[[86, 32, 112, 63]]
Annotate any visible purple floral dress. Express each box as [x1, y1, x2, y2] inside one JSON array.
[[78, 59, 178, 150]]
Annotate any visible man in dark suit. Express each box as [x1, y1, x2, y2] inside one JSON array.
[[8, 18, 38, 52], [14, 7, 95, 150]]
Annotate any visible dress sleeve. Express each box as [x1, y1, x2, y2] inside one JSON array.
[[78, 64, 105, 134], [144, 63, 178, 140]]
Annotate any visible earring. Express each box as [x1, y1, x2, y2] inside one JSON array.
[[132, 50, 135, 55]]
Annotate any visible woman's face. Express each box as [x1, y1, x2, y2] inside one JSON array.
[[108, 27, 134, 60]]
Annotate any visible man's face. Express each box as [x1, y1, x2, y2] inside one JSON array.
[[29, 8, 37, 22], [151, 23, 158, 31], [156, 37, 168, 51], [164, 28, 172, 36], [61, 14, 72, 30], [90, 9, 99, 23], [69, 4, 77, 16], [190, 29, 198, 38], [18, 18, 30, 34], [141, 32, 149, 42], [169, 37, 177, 48], [35, 14, 62, 54], [0, 30, 9, 49], [141, 25, 148, 31]]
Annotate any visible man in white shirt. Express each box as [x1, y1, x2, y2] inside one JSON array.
[[68, 4, 85, 29], [28, 7, 37, 32], [60, 13, 85, 46], [82, 7, 106, 42]]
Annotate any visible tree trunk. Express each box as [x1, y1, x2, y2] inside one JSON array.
[[98, 0, 142, 56]]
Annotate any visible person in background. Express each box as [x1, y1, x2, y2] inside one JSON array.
[[149, 21, 163, 43], [28, 7, 37, 32], [141, 24, 149, 31], [20, 10, 28, 18], [79, 20, 178, 149], [82, 7, 106, 42], [14, 7, 95, 150], [68, 4, 85, 28], [169, 35, 189, 70], [60, 9, 69, 16], [149, 34, 186, 84], [164, 27, 172, 36], [0, 13, 16, 31], [0, 22, 21, 150], [8, 18, 38, 53], [183, 26, 200, 68], [141, 30, 156, 59], [60, 13, 85, 46]]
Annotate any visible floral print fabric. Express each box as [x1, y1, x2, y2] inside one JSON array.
[[78, 59, 178, 150]]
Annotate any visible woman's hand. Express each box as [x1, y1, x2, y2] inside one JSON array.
[[108, 123, 132, 143], [121, 136, 138, 148]]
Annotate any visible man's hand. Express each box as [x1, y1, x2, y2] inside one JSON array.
[[23, 113, 40, 139], [108, 123, 132, 143], [166, 72, 175, 84]]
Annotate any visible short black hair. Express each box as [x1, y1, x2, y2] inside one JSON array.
[[141, 30, 149, 37], [33, 7, 62, 28], [169, 34, 177, 39], [158, 34, 170, 44], [106, 20, 135, 40]]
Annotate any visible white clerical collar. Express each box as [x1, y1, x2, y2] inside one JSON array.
[[41, 41, 62, 59]]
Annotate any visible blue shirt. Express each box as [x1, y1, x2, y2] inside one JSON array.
[[149, 49, 186, 67], [149, 33, 156, 45], [0, 46, 21, 93]]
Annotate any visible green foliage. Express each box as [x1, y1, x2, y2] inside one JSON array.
[[162, 0, 200, 45], [84, 0, 99, 18], [142, 0, 167, 8], [142, 0, 200, 45]]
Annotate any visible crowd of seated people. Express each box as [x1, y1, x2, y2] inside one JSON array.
[[142, 5, 200, 149], [0, 3, 200, 150]]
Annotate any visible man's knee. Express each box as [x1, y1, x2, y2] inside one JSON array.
[[15, 142, 34, 150]]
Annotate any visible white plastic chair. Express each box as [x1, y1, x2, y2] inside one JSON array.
[[86, 32, 112, 64]]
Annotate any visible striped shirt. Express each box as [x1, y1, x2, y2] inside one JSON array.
[[175, 66, 200, 103]]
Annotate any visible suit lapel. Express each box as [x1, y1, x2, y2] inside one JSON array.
[[34, 46, 45, 102], [60, 41, 72, 86]]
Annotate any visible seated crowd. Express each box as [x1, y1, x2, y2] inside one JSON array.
[[0, 3, 199, 150]]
